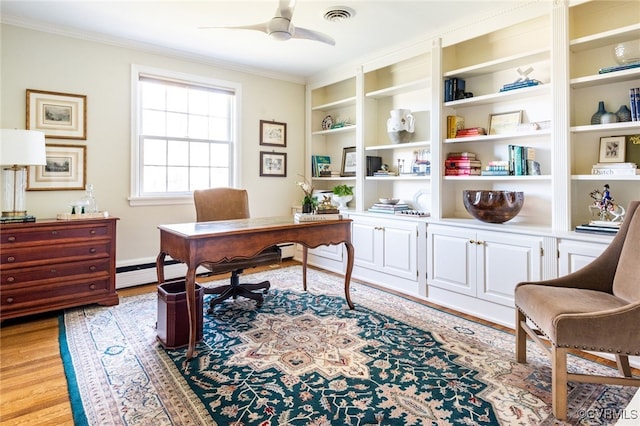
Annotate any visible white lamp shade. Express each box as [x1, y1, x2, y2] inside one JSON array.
[[0, 129, 47, 166]]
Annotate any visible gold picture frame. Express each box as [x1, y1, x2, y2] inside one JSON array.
[[488, 110, 522, 135], [26, 89, 87, 140], [27, 144, 87, 190]]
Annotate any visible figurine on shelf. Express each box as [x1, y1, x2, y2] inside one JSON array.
[[589, 184, 626, 222]]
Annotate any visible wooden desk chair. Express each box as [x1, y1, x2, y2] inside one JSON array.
[[514, 200, 640, 420], [193, 188, 281, 313]]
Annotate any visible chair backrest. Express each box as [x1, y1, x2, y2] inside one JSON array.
[[612, 201, 640, 302], [193, 188, 250, 222]]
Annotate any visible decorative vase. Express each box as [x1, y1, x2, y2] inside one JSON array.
[[590, 101, 607, 125], [302, 202, 314, 214], [387, 109, 415, 144], [601, 112, 618, 124], [616, 104, 632, 122], [332, 195, 353, 210]]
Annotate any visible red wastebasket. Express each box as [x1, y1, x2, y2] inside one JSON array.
[[157, 280, 204, 349]]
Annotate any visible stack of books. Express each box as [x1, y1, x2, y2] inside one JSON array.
[[373, 170, 396, 177], [445, 152, 481, 176], [499, 79, 541, 92], [599, 62, 640, 74], [294, 212, 343, 222], [456, 127, 486, 138], [481, 160, 510, 176], [629, 88, 640, 121], [591, 162, 638, 176], [575, 220, 621, 235], [367, 203, 410, 214]]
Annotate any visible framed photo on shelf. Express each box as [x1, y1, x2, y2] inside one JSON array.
[[27, 144, 86, 190], [488, 110, 522, 135], [599, 136, 625, 163], [259, 120, 287, 147], [340, 146, 357, 177], [259, 151, 287, 177], [26, 89, 87, 140]]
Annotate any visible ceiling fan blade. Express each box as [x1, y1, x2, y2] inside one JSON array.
[[199, 22, 269, 35], [293, 27, 335, 46]]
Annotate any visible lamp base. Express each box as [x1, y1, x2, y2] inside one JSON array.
[[0, 215, 36, 224]]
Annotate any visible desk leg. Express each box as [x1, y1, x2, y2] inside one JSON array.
[[185, 267, 197, 360], [302, 246, 308, 291], [344, 241, 355, 309], [156, 252, 166, 284]]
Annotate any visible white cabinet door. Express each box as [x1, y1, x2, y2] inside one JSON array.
[[428, 225, 475, 297], [558, 239, 608, 276], [477, 231, 542, 307], [352, 221, 377, 269]]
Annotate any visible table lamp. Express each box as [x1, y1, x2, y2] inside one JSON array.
[[1, 129, 46, 221]]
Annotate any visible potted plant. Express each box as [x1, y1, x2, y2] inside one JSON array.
[[332, 185, 354, 209]]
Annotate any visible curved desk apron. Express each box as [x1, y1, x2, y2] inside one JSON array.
[[156, 216, 354, 360]]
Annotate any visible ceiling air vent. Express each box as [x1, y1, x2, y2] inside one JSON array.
[[323, 6, 355, 22]]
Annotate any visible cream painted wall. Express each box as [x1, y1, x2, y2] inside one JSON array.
[[1, 24, 306, 266]]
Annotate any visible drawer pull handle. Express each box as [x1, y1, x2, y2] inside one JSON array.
[[50, 269, 57, 274], [7, 276, 15, 283], [90, 230, 96, 235], [51, 231, 58, 235], [89, 284, 96, 290], [89, 248, 97, 253], [89, 266, 97, 271], [476, 240, 485, 245], [6, 297, 14, 304], [7, 236, 16, 242], [6, 256, 15, 262], [469, 240, 475, 244]]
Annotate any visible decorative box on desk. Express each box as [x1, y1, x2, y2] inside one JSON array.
[[0, 217, 119, 321]]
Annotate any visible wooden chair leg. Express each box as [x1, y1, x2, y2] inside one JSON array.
[[616, 354, 632, 378], [552, 346, 568, 421], [515, 309, 527, 363]]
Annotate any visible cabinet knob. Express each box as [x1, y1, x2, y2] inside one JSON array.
[[6, 297, 14, 304], [476, 240, 485, 245], [51, 231, 58, 235], [89, 265, 96, 271], [89, 284, 96, 290], [7, 236, 16, 242], [469, 240, 475, 244], [6, 276, 15, 283], [6, 256, 15, 263], [89, 248, 97, 253], [50, 269, 57, 274], [90, 230, 96, 235]]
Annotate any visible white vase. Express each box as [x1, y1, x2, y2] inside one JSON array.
[[332, 195, 352, 209]]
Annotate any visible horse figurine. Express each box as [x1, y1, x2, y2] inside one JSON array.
[[589, 189, 625, 222]]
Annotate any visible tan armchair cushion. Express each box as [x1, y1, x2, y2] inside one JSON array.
[[612, 213, 640, 302]]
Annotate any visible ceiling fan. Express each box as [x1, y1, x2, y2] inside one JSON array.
[[200, 0, 335, 46]]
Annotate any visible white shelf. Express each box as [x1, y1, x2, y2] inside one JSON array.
[[444, 84, 551, 108], [311, 125, 356, 136], [365, 140, 431, 151], [570, 68, 640, 89], [365, 78, 430, 99], [570, 23, 640, 52], [570, 121, 640, 133], [311, 96, 356, 111], [444, 48, 550, 79], [444, 129, 550, 144]]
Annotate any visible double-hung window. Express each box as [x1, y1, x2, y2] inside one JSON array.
[[130, 65, 240, 205]]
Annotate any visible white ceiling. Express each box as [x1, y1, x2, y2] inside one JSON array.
[[1, 0, 525, 81]]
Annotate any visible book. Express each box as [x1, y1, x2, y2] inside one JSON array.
[[499, 79, 541, 92], [591, 167, 638, 175], [591, 162, 637, 168], [481, 169, 509, 176], [625, 134, 640, 164], [447, 152, 476, 159], [456, 127, 486, 137], [294, 213, 343, 222], [575, 224, 619, 235], [444, 168, 482, 176], [312, 155, 331, 177], [446, 115, 465, 138], [629, 88, 638, 121], [598, 61, 640, 74]]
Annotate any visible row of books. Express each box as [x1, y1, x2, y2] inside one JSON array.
[[628, 88, 640, 122], [311, 155, 332, 177], [591, 162, 638, 176], [444, 152, 481, 176], [443, 78, 466, 102], [508, 144, 538, 176], [367, 203, 410, 214]]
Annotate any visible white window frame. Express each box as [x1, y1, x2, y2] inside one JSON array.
[[128, 64, 242, 206]]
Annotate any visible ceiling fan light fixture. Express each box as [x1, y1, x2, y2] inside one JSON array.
[[323, 6, 355, 22], [269, 31, 292, 41]]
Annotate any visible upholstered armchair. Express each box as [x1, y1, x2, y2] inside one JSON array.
[[193, 188, 281, 312], [514, 200, 640, 420]]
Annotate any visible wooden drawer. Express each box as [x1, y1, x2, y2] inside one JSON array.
[[0, 241, 112, 269], [1, 223, 111, 246], [1, 277, 112, 314], [1, 258, 112, 286]]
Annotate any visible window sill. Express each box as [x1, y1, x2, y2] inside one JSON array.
[[128, 195, 193, 207]]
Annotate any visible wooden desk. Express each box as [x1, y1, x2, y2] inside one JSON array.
[[156, 216, 354, 359]]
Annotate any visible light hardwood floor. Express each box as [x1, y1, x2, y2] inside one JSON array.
[[0, 260, 632, 425]]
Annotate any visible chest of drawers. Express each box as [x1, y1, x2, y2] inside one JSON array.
[[1, 217, 119, 321]]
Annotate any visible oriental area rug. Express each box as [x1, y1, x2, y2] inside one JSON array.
[[60, 266, 637, 425]]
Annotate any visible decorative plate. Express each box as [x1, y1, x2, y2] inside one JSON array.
[[321, 115, 333, 130]]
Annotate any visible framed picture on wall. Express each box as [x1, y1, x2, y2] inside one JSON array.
[[259, 120, 287, 147], [27, 144, 86, 190], [26, 89, 87, 140], [259, 151, 287, 177]]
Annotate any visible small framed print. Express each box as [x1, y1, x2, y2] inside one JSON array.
[[599, 136, 625, 163], [259, 120, 287, 147], [488, 110, 522, 135], [259, 151, 287, 177], [340, 146, 357, 177], [26, 89, 87, 139], [27, 144, 87, 190]]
